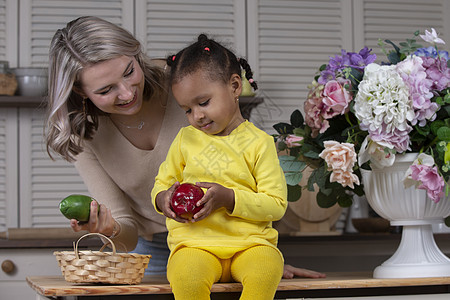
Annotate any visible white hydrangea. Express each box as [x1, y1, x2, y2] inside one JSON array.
[[354, 63, 414, 134]]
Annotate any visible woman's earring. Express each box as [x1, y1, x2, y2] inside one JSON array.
[[235, 97, 239, 103]]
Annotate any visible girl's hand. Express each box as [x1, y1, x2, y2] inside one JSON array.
[[282, 264, 326, 279], [70, 200, 117, 236], [155, 182, 188, 223], [192, 182, 235, 222]]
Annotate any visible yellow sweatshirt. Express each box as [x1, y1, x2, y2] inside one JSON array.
[[151, 121, 287, 259]]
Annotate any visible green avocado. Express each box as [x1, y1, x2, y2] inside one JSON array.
[[59, 194, 97, 222]]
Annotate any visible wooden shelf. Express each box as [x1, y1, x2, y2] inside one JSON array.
[[0, 95, 46, 108]]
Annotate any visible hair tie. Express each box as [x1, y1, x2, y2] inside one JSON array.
[[204, 47, 210, 51], [172, 55, 176, 61], [249, 79, 254, 83]]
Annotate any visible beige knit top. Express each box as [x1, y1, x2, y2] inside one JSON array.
[[74, 93, 187, 251]]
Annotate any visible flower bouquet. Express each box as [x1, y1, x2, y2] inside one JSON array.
[[273, 28, 450, 225]]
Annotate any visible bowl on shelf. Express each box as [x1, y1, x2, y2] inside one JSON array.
[[11, 67, 48, 97]]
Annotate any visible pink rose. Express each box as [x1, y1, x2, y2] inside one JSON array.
[[322, 80, 352, 115], [285, 134, 303, 148], [319, 141, 357, 172], [330, 169, 360, 189]]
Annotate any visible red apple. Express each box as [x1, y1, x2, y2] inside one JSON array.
[[171, 183, 204, 220]]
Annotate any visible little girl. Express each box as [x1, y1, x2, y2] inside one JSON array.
[[151, 34, 287, 300]]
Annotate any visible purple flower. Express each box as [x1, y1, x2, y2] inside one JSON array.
[[318, 47, 376, 84], [415, 46, 449, 60], [349, 47, 377, 70]]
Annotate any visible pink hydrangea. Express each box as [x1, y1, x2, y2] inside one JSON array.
[[396, 56, 436, 127], [370, 124, 412, 153], [304, 84, 329, 137], [421, 56, 450, 91]]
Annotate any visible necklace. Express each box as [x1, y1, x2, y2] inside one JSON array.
[[112, 117, 145, 130]]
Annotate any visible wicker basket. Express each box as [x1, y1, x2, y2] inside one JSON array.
[[0, 73, 18, 95], [54, 233, 151, 284]]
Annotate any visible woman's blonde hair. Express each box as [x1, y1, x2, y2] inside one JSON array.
[[45, 16, 165, 162]]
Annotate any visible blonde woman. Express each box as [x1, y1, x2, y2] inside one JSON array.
[[45, 16, 325, 279]]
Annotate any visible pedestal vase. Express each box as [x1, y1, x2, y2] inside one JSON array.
[[361, 153, 450, 278]]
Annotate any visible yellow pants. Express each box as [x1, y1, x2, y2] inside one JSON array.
[[167, 245, 283, 300]]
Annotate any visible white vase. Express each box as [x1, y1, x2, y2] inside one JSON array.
[[361, 152, 450, 278]]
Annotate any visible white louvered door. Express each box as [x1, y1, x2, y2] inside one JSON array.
[[18, 108, 90, 228], [352, 0, 450, 63], [0, 109, 18, 232], [247, 0, 354, 132], [18, 0, 134, 67], [0, 0, 18, 66], [135, 0, 246, 59]]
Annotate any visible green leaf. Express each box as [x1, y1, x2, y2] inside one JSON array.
[[285, 171, 303, 186], [287, 184, 302, 202], [437, 127, 450, 142], [337, 193, 353, 207], [293, 127, 305, 137], [431, 120, 445, 136], [436, 96, 445, 106], [307, 166, 328, 192], [273, 122, 294, 135], [387, 52, 401, 64], [317, 191, 337, 208], [277, 141, 287, 152], [279, 155, 306, 172], [414, 124, 430, 137], [290, 110, 304, 128], [384, 39, 400, 53], [303, 150, 320, 159]]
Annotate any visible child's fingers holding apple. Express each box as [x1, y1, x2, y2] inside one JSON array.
[[194, 182, 235, 218], [157, 182, 188, 222]]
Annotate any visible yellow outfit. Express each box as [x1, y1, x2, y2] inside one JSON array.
[[151, 120, 287, 299]]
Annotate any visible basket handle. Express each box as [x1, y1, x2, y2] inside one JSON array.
[[74, 232, 116, 259]]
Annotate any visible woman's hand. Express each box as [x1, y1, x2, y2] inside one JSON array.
[[70, 200, 117, 236], [192, 182, 235, 222], [282, 264, 326, 279], [155, 182, 188, 223]]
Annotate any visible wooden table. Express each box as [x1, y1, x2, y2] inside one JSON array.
[[27, 272, 450, 299]]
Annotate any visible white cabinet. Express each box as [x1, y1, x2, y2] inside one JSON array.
[[0, 247, 63, 300]]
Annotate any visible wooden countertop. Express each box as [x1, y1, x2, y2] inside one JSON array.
[[27, 272, 450, 299]]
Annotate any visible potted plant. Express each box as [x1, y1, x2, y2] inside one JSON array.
[[273, 28, 450, 278]]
